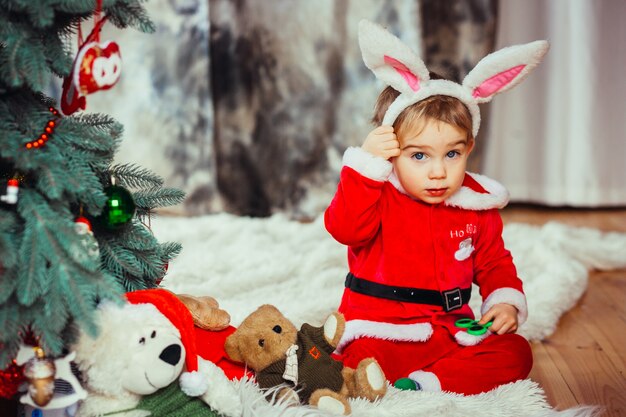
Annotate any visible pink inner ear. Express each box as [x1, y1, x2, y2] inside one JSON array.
[[384, 55, 420, 91], [472, 65, 526, 98]]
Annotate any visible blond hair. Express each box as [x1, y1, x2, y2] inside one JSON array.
[[371, 80, 474, 142]]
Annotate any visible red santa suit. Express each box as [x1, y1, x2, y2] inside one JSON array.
[[325, 147, 532, 395]]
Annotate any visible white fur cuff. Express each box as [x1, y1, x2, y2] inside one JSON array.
[[343, 146, 393, 182], [481, 287, 528, 325], [408, 370, 441, 392]]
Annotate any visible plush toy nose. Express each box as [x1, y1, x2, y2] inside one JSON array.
[[159, 344, 182, 366]]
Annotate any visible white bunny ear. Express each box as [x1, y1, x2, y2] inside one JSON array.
[[463, 40, 549, 103], [358, 20, 430, 95]]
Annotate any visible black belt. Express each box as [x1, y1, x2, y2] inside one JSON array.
[[345, 273, 471, 312]]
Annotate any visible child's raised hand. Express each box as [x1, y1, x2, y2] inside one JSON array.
[[478, 303, 519, 335], [362, 125, 401, 160]]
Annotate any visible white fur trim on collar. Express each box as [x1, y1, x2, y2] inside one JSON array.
[[343, 146, 393, 182], [388, 171, 509, 210], [444, 172, 510, 210], [335, 320, 432, 353], [481, 287, 528, 326]]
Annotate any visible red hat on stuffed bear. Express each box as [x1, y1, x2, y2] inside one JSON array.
[[125, 288, 209, 396]]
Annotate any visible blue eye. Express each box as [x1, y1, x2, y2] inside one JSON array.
[[446, 150, 460, 158], [412, 152, 425, 160]]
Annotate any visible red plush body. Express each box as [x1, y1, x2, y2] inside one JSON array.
[[194, 326, 251, 380]]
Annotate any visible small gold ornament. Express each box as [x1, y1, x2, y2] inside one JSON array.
[[22, 347, 56, 407]]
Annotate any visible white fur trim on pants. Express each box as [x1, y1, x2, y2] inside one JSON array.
[[343, 146, 393, 182], [408, 370, 441, 392], [454, 330, 491, 346], [481, 287, 528, 325], [335, 320, 433, 353]]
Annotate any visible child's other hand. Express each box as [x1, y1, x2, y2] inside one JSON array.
[[362, 125, 400, 160], [478, 303, 519, 335]]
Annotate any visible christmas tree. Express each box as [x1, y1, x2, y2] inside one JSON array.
[[0, 0, 184, 399]]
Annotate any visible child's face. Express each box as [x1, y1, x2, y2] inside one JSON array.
[[392, 119, 474, 204]]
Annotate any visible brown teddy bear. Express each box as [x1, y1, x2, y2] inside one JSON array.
[[224, 304, 387, 415]]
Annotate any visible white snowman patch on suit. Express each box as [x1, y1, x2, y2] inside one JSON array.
[[454, 238, 475, 261]]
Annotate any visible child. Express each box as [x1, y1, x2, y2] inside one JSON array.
[[325, 20, 549, 395]]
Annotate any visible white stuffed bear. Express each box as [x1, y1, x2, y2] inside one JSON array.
[[71, 288, 242, 417]]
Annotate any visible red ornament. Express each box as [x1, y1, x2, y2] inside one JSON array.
[[0, 360, 25, 400], [75, 215, 93, 231]]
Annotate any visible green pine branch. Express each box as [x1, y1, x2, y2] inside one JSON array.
[[0, 303, 22, 365], [0, 210, 18, 270], [159, 241, 182, 264], [97, 219, 177, 289], [0, 21, 50, 90], [110, 163, 164, 189], [133, 188, 186, 210], [106, 1, 155, 33]]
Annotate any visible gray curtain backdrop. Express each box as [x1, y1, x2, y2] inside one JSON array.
[[87, 0, 497, 218], [483, 0, 626, 206]]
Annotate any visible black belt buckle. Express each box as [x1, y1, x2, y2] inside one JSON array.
[[443, 287, 463, 312]]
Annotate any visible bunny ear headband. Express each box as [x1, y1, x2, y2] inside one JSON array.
[[358, 20, 549, 137]]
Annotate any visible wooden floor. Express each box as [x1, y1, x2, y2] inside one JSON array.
[[500, 205, 626, 417]]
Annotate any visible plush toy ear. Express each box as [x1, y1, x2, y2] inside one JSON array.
[[224, 334, 243, 363], [358, 19, 430, 95], [463, 40, 549, 103]]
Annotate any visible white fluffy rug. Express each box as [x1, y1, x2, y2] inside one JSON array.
[[151, 214, 625, 417]]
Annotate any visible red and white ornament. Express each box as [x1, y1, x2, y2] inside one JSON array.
[[60, 0, 122, 115], [0, 179, 19, 204], [21, 348, 56, 407], [74, 216, 100, 262], [74, 40, 122, 96], [16, 346, 87, 410]]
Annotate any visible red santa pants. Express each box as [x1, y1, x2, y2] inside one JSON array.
[[334, 327, 532, 395]]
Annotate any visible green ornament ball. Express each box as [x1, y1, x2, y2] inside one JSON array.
[[394, 377, 418, 391], [97, 185, 136, 229]]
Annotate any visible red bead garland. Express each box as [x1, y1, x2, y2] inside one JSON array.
[[0, 360, 24, 399], [25, 107, 60, 149], [0, 332, 43, 399]]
